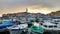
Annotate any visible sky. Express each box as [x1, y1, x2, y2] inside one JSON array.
[[0, 0, 60, 16]]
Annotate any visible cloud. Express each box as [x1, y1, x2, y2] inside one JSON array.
[[0, 0, 60, 7], [0, 0, 60, 14]]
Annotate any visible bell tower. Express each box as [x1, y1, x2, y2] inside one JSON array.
[[25, 8, 28, 13]]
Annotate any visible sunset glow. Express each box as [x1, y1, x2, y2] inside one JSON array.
[[0, 7, 60, 17], [28, 8, 52, 14], [0, 5, 60, 17]]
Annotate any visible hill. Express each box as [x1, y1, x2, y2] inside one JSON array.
[[1, 12, 46, 19], [47, 10, 60, 16]]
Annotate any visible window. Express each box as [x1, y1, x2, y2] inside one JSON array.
[[49, 26, 53, 28], [54, 25, 57, 28], [44, 25, 47, 27]]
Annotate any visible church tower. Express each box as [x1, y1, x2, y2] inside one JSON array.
[[25, 8, 28, 13]]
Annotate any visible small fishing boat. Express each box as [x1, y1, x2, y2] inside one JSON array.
[[7, 23, 28, 34], [0, 20, 15, 32], [30, 26, 44, 34]]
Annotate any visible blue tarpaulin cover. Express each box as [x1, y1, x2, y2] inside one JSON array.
[[0, 21, 15, 29]]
